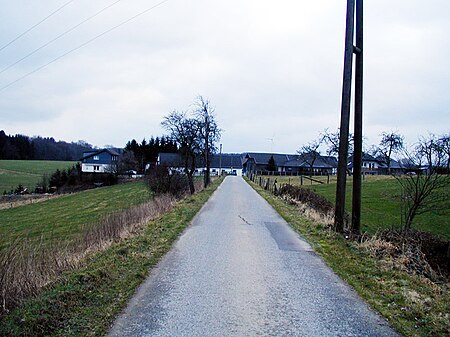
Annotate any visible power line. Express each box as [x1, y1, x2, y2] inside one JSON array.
[[0, 0, 76, 53], [0, 0, 170, 93], [0, 0, 122, 75]]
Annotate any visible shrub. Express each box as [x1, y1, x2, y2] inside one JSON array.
[[146, 165, 188, 197], [277, 184, 335, 215]]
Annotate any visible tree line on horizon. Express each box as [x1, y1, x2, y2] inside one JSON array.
[[0, 130, 94, 161], [0, 130, 179, 166]]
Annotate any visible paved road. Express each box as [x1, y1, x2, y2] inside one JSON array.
[[108, 176, 397, 337]]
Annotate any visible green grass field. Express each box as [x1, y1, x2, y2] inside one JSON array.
[[0, 178, 224, 336], [247, 179, 449, 337], [0, 160, 76, 193], [0, 181, 150, 252], [273, 175, 450, 239]]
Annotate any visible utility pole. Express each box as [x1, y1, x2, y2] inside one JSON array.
[[352, 0, 363, 234], [335, 0, 363, 234]]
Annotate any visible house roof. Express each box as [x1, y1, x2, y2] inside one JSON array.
[[243, 152, 297, 165], [283, 154, 338, 168], [210, 154, 243, 169], [158, 152, 184, 166], [158, 152, 243, 169], [348, 153, 378, 163], [80, 148, 121, 161], [375, 156, 402, 169]]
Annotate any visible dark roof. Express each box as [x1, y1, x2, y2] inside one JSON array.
[[158, 153, 183, 166], [81, 148, 122, 161], [210, 154, 243, 169], [375, 156, 402, 169], [158, 153, 243, 169], [284, 154, 338, 168], [348, 153, 378, 163], [243, 152, 297, 165]]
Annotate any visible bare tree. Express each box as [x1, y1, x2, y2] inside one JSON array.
[[162, 111, 200, 194], [322, 128, 354, 157], [194, 96, 221, 188], [437, 133, 450, 172], [298, 137, 323, 176], [395, 139, 449, 230], [378, 131, 404, 174]]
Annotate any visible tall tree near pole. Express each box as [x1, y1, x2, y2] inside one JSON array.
[[335, 0, 356, 233]]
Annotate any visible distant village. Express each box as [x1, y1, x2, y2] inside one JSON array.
[[81, 148, 408, 178]]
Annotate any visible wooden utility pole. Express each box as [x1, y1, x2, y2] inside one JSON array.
[[335, 0, 363, 233], [335, 0, 356, 233], [352, 0, 363, 234]]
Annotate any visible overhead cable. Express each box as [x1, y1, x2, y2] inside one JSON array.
[[0, 0, 170, 93], [0, 0, 122, 75], [0, 0, 76, 53]]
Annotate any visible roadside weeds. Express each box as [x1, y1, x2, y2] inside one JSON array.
[[246, 178, 450, 337], [0, 178, 222, 336]]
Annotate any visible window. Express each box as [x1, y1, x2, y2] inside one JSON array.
[[94, 165, 100, 171], [93, 155, 99, 161]]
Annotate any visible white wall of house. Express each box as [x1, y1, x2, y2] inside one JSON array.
[[213, 167, 243, 176], [81, 163, 112, 173]]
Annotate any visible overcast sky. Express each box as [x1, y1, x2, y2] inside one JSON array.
[[0, 0, 449, 154]]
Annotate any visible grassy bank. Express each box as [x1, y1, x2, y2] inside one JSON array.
[[0, 178, 223, 336], [0, 181, 150, 252], [0, 160, 75, 193], [270, 175, 449, 239], [246, 178, 449, 337]]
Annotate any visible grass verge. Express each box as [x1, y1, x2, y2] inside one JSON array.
[[0, 177, 223, 336], [246, 177, 449, 337]]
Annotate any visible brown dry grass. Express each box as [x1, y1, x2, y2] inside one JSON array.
[[0, 194, 177, 316]]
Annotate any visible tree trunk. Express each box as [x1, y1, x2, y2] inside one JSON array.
[[187, 172, 195, 195]]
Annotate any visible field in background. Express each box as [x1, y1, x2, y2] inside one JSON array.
[[0, 181, 150, 252], [0, 160, 76, 193], [271, 175, 449, 239]]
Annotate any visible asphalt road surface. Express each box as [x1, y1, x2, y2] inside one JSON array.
[[108, 176, 398, 337]]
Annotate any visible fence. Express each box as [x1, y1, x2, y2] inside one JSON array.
[[247, 172, 335, 190]]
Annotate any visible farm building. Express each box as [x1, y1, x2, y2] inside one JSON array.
[[242, 152, 338, 175], [347, 153, 404, 175], [80, 148, 121, 173], [157, 152, 243, 176]]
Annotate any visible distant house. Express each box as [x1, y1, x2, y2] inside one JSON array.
[[347, 153, 407, 175], [211, 153, 243, 176], [242, 153, 297, 173], [376, 156, 404, 175], [347, 153, 379, 175], [81, 148, 121, 173], [282, 153, 338, 175], [156, 152, 244, 176], [242, 152, 338, 175]]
